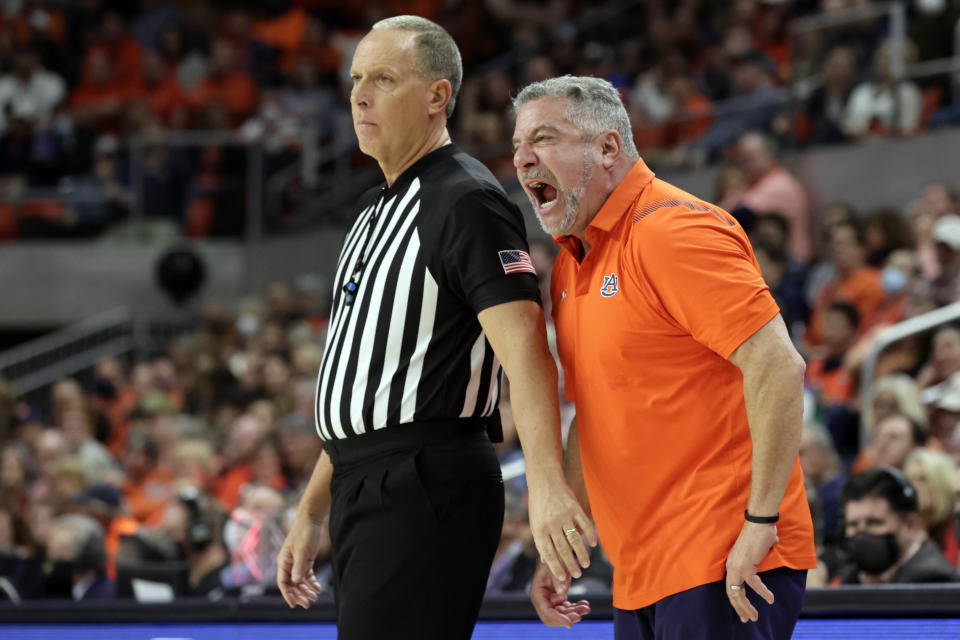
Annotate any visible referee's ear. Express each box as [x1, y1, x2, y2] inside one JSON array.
[[427, 78, 452, 117], [598, 130, 623, 169]]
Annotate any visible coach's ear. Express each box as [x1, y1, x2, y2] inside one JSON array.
[[598, 130, 623, 169]]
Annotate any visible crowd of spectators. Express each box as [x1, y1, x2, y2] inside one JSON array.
[[2, 0, 960, 238]]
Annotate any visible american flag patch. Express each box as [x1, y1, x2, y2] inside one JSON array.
[[498, 250, 537, 275]]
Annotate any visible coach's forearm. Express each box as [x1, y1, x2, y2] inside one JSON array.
[[731, 317, 806, 517], [297, 449, 334, 523]]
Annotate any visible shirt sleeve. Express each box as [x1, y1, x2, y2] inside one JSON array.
[[633, 207, 780, 359], [434, 187, 542, 314]]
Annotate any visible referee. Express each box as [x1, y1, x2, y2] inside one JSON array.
[[276, 16, 595, 640]]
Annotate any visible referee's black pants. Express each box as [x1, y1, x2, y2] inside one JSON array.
[[324, 421, 504, 640]]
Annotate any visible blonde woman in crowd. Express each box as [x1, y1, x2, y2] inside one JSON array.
[[905, 448, 959, 568]]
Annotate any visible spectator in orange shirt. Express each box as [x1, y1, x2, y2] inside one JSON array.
[[807, 220, 885, 347], [131, 49, 189, 125], [214, 412, 268, 511], [189, 38, 257, 126], [279, 13, 341, 79], [120, 429, 172, 526], [806, 301, 859, 409], [83, 11, 143, 91], [70, 48, 131, 133]]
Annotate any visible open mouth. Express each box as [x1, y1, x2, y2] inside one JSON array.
[[525, 179, 559, 211]]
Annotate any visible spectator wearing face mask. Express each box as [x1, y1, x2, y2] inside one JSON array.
[[831, 467, 957, 584]]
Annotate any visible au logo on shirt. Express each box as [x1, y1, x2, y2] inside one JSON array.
[[600, 272, 619, 297]]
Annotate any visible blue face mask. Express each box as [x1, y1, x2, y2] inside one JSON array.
[[882, 266, 908, 295]]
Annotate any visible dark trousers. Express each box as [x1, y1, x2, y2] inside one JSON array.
[[325, 422, 504, 640], [614, 567, 807, 640]]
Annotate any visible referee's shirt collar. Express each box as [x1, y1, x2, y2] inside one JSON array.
[[383, 143, 459, 197], [554, 159, 655, 256]]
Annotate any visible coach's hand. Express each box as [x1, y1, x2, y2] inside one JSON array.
[[527, 475, 597, 584], [530, 561, 591, 628], [724, 521, 779, 623], [277, 513, 326, 609]]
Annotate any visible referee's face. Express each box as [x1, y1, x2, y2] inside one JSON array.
[[350, 29, 437, 174], [512, 97, 599, 238]]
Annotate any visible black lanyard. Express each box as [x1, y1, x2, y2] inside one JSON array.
[[342, 189, 385, 307]]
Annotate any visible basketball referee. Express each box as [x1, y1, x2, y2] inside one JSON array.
[[276, 16, 595, 640]]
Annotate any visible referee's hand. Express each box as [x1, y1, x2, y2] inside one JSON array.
[[276, 513, 325, 609], [530, 561, 591, 628], [527, 478, 597, 584]]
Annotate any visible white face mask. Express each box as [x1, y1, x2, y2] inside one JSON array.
[[917, 0, 946, 15]]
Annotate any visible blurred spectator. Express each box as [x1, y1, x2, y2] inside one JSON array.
[[872, 413, 926, 470], [912, 182, 960, 280], [752, 238, 808, 338], [83, 11, 143, 90], [803, 45, 856, 145], [276, 413, 322, 492], [45, 513, 115, 599], [214, 413, 268, 511], [904, 448, 959, 567], [863, 209, 909, 268], [925, 370, 960, 446], [70, 47, 131, 134], [0, 46, 65, 135], [59, 403, 117, 485], [485, 483, 536, 595], [61, 133, 131, 236], [844, 38, 923, 138], [691, 51, 787, 164], [183, 143, 246, 237], [806, 301, 859, 409], [138, 127, 191, 223], [0, 442, 36, 512], [159, 487, 229, 596], [731, 131, 812, 262], [129, 0, 183, 52], [0, 501, 42, 598], [132, 49, 189, 126], [188, 37, 257, 126], [920, 214, 960, 305], [121, 429, 172, 526], [917, 324, 960, 391], [799, 423, 846, 545], [70, 482, 140, 580], [807, 219, 884, 347], [859, 248, 914, 333], [833, 468, 957, 584], [864, 374, 928, 438]]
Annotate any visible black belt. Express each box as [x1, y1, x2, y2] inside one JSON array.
[[322, 410, 502, 466]]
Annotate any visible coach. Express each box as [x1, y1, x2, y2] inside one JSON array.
[[512, 76, 817, 639], [276, 17, 593, 640]]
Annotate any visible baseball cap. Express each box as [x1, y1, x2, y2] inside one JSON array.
[[72, 483, 123, 510]]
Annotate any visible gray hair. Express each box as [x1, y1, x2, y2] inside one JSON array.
[[513, 75, 639, 160], [372, 15, 462, 119], [56, 514, 106, 574]]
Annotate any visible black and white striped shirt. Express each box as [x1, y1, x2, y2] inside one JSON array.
[[315, 145, 540, 440]]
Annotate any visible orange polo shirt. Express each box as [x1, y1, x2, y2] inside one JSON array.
[[551, 160, 816, 610]]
